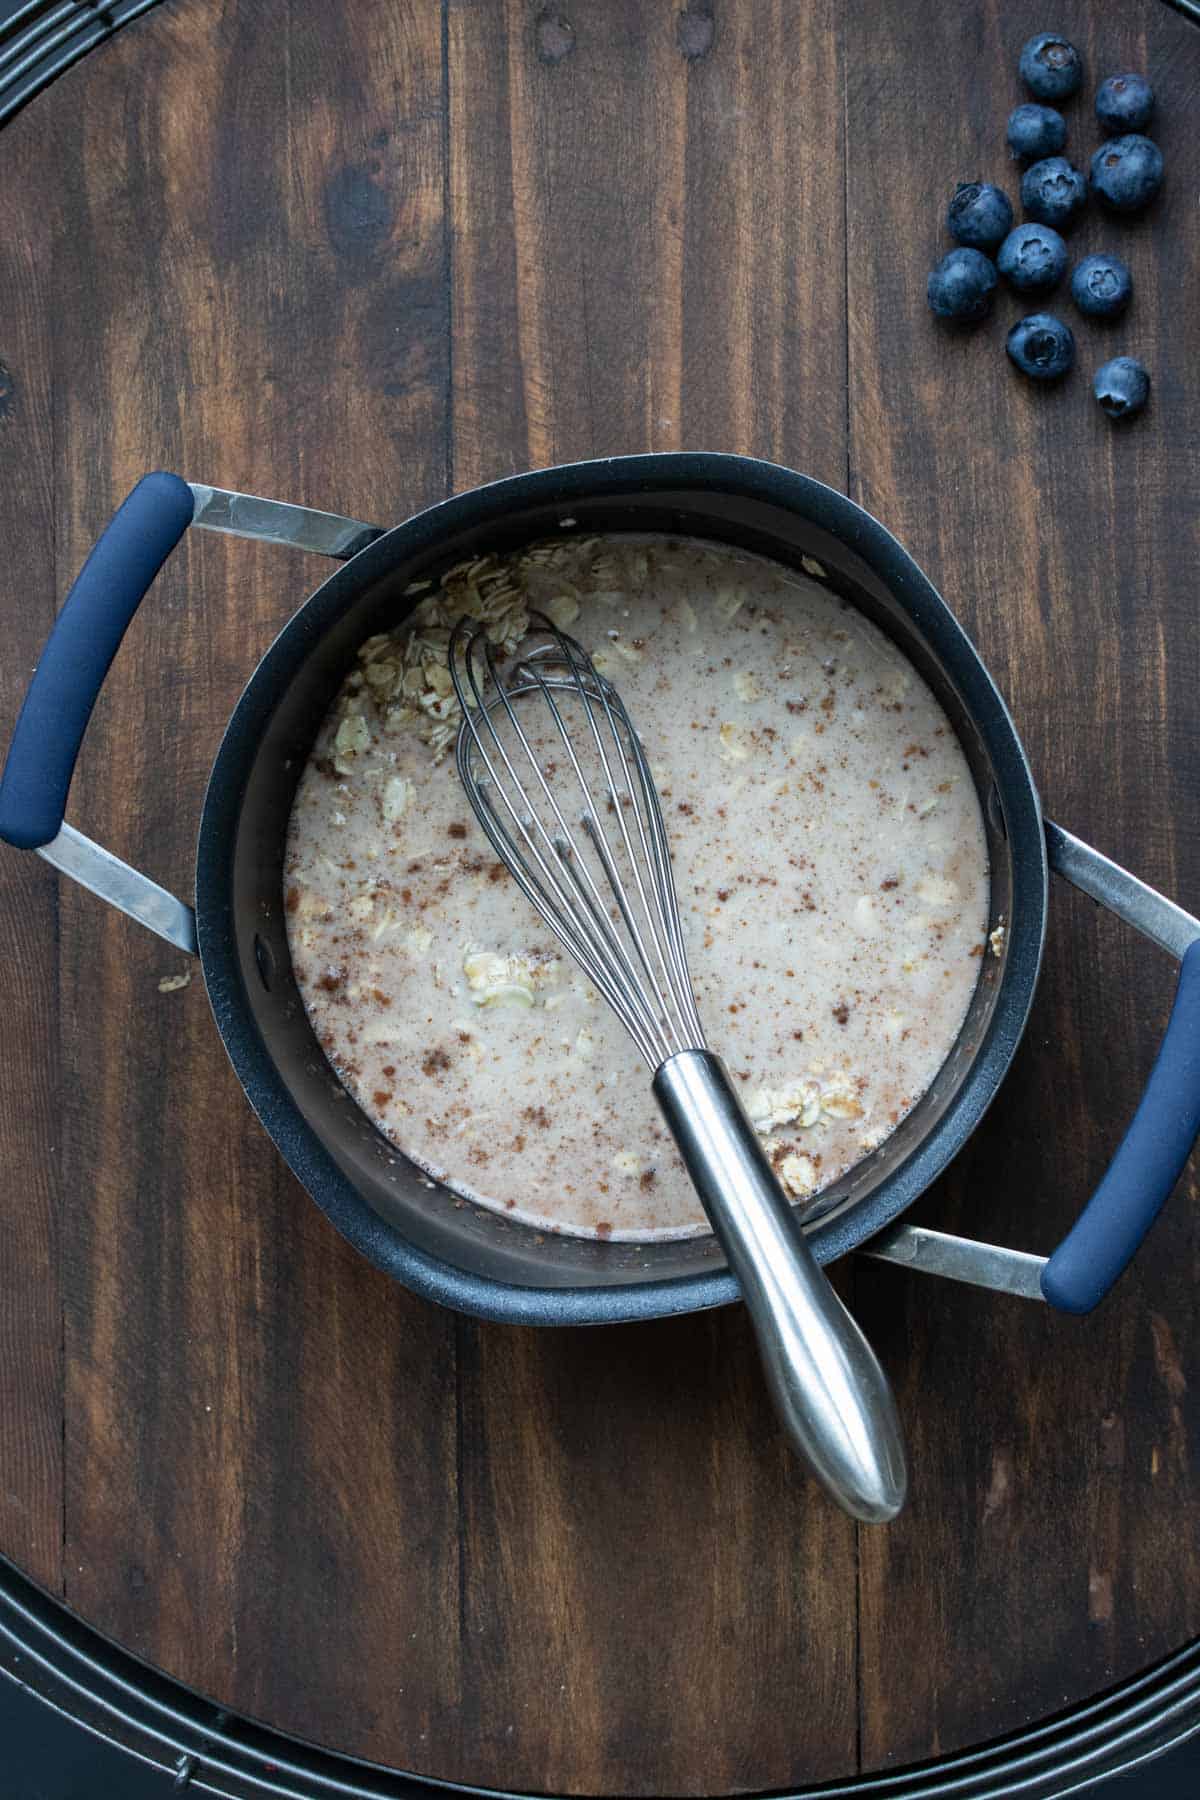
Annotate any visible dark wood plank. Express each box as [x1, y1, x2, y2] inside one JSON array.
[[677, 0, 848, 471], [42, 0, 462, 1766], [0, 100, 63, 1596], [447, 2, 857, 1791], [845, 0, 1200, 1768], [449, 0, 690, 484], [0, 0, 1197, 1791]]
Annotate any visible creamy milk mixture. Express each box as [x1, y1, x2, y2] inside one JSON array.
[[285, 535, 990, 1239]]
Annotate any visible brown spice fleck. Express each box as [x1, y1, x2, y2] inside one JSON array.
[[422, 1047, 452, 1076], [880, 877, 900, 891], [382, 1064, 395, 1077], [512, 1133, 526, 1153], [448, 822, 467, 839], [373, 1090, 392, 1108], [596, 1221, 613, 1239], [285, 886, 300, 913], [833, 1002, 850, 1026], [639, 1169, 656, 1190], [522, 1104, 551, 1129]]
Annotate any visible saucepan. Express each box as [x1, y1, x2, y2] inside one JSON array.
[[3, 454, 1199, 1345]]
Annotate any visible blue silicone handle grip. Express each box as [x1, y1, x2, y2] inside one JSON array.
[[1041, 937, 1200, 1313], [0, 472, 195, 850]]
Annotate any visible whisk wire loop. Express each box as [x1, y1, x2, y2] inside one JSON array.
[[453, 630, 660, 1063], [450, 612, 707, 1070], [520, 640, 697, 1058]]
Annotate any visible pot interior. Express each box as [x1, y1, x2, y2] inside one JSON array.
[[203, 463, 1044, 1305]]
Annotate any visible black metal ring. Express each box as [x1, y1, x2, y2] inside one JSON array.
[[2, 1549, 1200, 1798], [0, 0, 1197, 1792], [0, 0, 168, 125]]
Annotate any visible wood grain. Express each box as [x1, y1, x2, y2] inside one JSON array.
[[0, 101, 62, 1597], [0, 0, 1197, 1791], [845, 0, 1200, 1767]]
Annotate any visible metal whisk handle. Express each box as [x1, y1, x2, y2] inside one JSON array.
[[653, 1051, 908, 1524]]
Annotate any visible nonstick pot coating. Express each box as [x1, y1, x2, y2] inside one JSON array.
[[196, 456, 1046, 1324]]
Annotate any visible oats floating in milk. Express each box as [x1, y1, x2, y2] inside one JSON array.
[[285, 536, 990, 1241]]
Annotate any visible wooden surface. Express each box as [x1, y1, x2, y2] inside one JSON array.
[[1, 0, 1198, 1791]]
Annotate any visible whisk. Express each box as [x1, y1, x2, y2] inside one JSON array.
[[450, 611, 907, 1523]]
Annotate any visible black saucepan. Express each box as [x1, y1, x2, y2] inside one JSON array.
[[3, 454, 1199, 1327]]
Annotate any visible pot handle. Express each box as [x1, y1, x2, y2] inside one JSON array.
[[1038, 825, 1200, 1312], [0, 473, 382, 950], [865, 823, 1200, 1314], [0, 474, 195, 852]]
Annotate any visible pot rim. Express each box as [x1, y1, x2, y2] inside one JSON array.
[[196, 452, 1047, 1325]]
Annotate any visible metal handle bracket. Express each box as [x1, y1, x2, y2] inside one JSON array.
[[867, 820, 1200, 1301], [14, 478, 386, 950]]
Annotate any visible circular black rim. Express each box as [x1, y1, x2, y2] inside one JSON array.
[[0, 0, 166, 126], [196, 452, 1046, 1326], [3, 1550, 1199, 1800]]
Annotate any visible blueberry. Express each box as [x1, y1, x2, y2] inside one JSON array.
[[997, 223, 1067, 293], [947, 182, 1014, 250], [1070, 252, 1133, 319], [1019, 33, 1083, 101], [1006, 313, 1075, 382], [1007, 103, 1067, 162], [1095, 73, 1154, 134], [1090, 135, 1163, 212], [1093, 356, 1150, 420], [1021, 156, 1088, 229], [927, 248, 997, 321]]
